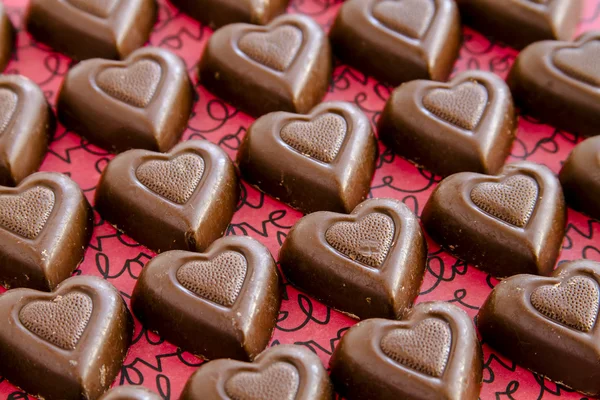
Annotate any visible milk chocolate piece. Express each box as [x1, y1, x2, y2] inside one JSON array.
[[0, 276, 133, 400], [58, 47, 193, 153], [237, 101, 377, 213], [508, 32, 600, 137], [99, 386, 161, 400], [25, 0, 156, 60], [95, 140, 239, 253], [279, 198, 426, 319], [0, 172, 93, 291], [478, 259, 600, 396], [199, 14, 332, 117], [330, 302, 483, 400], [131, 236, 281, 361], [456, 0, 582, 50], [329, 0, 461, 86], [181, 344, 333, 400], [422, 162, 566, 277], [379, 70, 516, 177], [0, 3, 14, 71]]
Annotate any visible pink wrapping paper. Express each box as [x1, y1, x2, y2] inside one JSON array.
[[0, 0, 599, 398]]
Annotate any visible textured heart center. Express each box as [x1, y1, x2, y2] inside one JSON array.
[[0, 88, 17, 134], [225, 362, 300, 400], [136, 154, 205, 204], [177, 252, 247, 307], [531, 276, 599, 332], [381, 319, 451, 377], [423, 82, 488, 130], [97, 60, 162, 107], [0, 186, 55, 239], [325, 213, 395, 268], [65, 0, 117, 18], [470, 175, 538, 228], [19, 292, 93, 350], [373, 0, 435, 39], [280, 113, 347, 163], [553, 41, 600, 87], [238, 26, 303, 72]]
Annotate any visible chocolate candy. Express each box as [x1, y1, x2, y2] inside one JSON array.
[[279, 198, 426, 319], [0, 172, 93, 291], [507, 32, 600, 137], [131, 235, 281, 361], [237, 101, 377, 213], [457, 0, 583, 50], [95, 140, 239, 253], [559, 137, 600, 220], [0, 276, 133, 400], [329, 0, 461, 86], [422, 162, 566, 277], [99, 386, 161, 400], [378, 70, 516, 177], [181, 344, 333, 399], [199, 14, 331, 117], [477, 259, 600, 396], [25, 0, 156, 60], [58, 47, 193, 153], [330, 302, 483, 400], [0, 3, 14, 71]]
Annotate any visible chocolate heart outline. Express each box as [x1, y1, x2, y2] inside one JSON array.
[[372, 0, 435, 40], [552, 39, 600, 87], [63, 0, 118, 19]]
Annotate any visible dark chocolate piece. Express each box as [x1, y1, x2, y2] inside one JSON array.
[[0, 3, 14, 71], [25, 0, 156, 60], [378, 70, 516, 177], [95, 140, 239, 253], [0, 172, 93, 291], [131, 235, 281, 361], [507, 32, 600, 137], [0, 276, 133, 400], [199, 14, 331, 117], [279, 198, 427, 319], [330, 302, 483, 400], [477, 259, 600, 396], [421, 162, 566, 277], [329, 0, 461, 86], [99, 386, 161, 400], [181, 344, 333, 399], [456, 0, 583, 50], [236, 101, 377, 213], [58, 47, 193, 153]]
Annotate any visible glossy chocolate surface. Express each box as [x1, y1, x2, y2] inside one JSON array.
[[95, 140, 239, 253], [378, 70, 516, 177], [58, 47, 193, 153], [181, 344, 333, 399], [330, 302, 483, 400], [422, 162, 566, 277], [0, 276, 133, 400], [199, 14, 332, 117], [508, 32, 600, 137], [0, 3, 14, 72], [279, 198, 427, 319], [0, 172, 93, 291], [237, 101, 377, 213], [329, 0, 461, 86], [478, 260, 600, 396], [99, 386, 162, 400], [131, 236, 281, 361]]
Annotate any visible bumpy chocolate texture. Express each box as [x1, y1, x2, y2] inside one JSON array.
[[0, 172, 93, 291], [279, 198, 427, 319], [99, 386, 162, 400], [378, 70, 516, 177], [330, 302, 483, 400], [58, 47, 193, 153], [237, 101, 377, 213], [329, 0, 461, 86], [0, 3, 14, 71], [478, 260, 600, 396], [131, 236, 281, 361], [180, 344, 333, 399], [422, 162, 566, 278], [26, 0, 156, 60], [508, 32, 600, 137], [0, 276, 133, 400], [199, 14, 332, 118], [95, 140, 239, 253]]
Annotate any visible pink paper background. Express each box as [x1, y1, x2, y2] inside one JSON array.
[[1, 0, 600, 399]]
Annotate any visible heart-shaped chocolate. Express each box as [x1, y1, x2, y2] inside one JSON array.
[[553, 41, 600, 87], [0, 186, 54, 239], [373, 0, 434, 39], [0, 88, 17, 134], [238, 26, 302, 72], [280, 113, 346, 163], [96, 60, 162, 108], [225, 362, 299, 400], [65, 0, 117, 18], [422, 81, 488, 130]]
